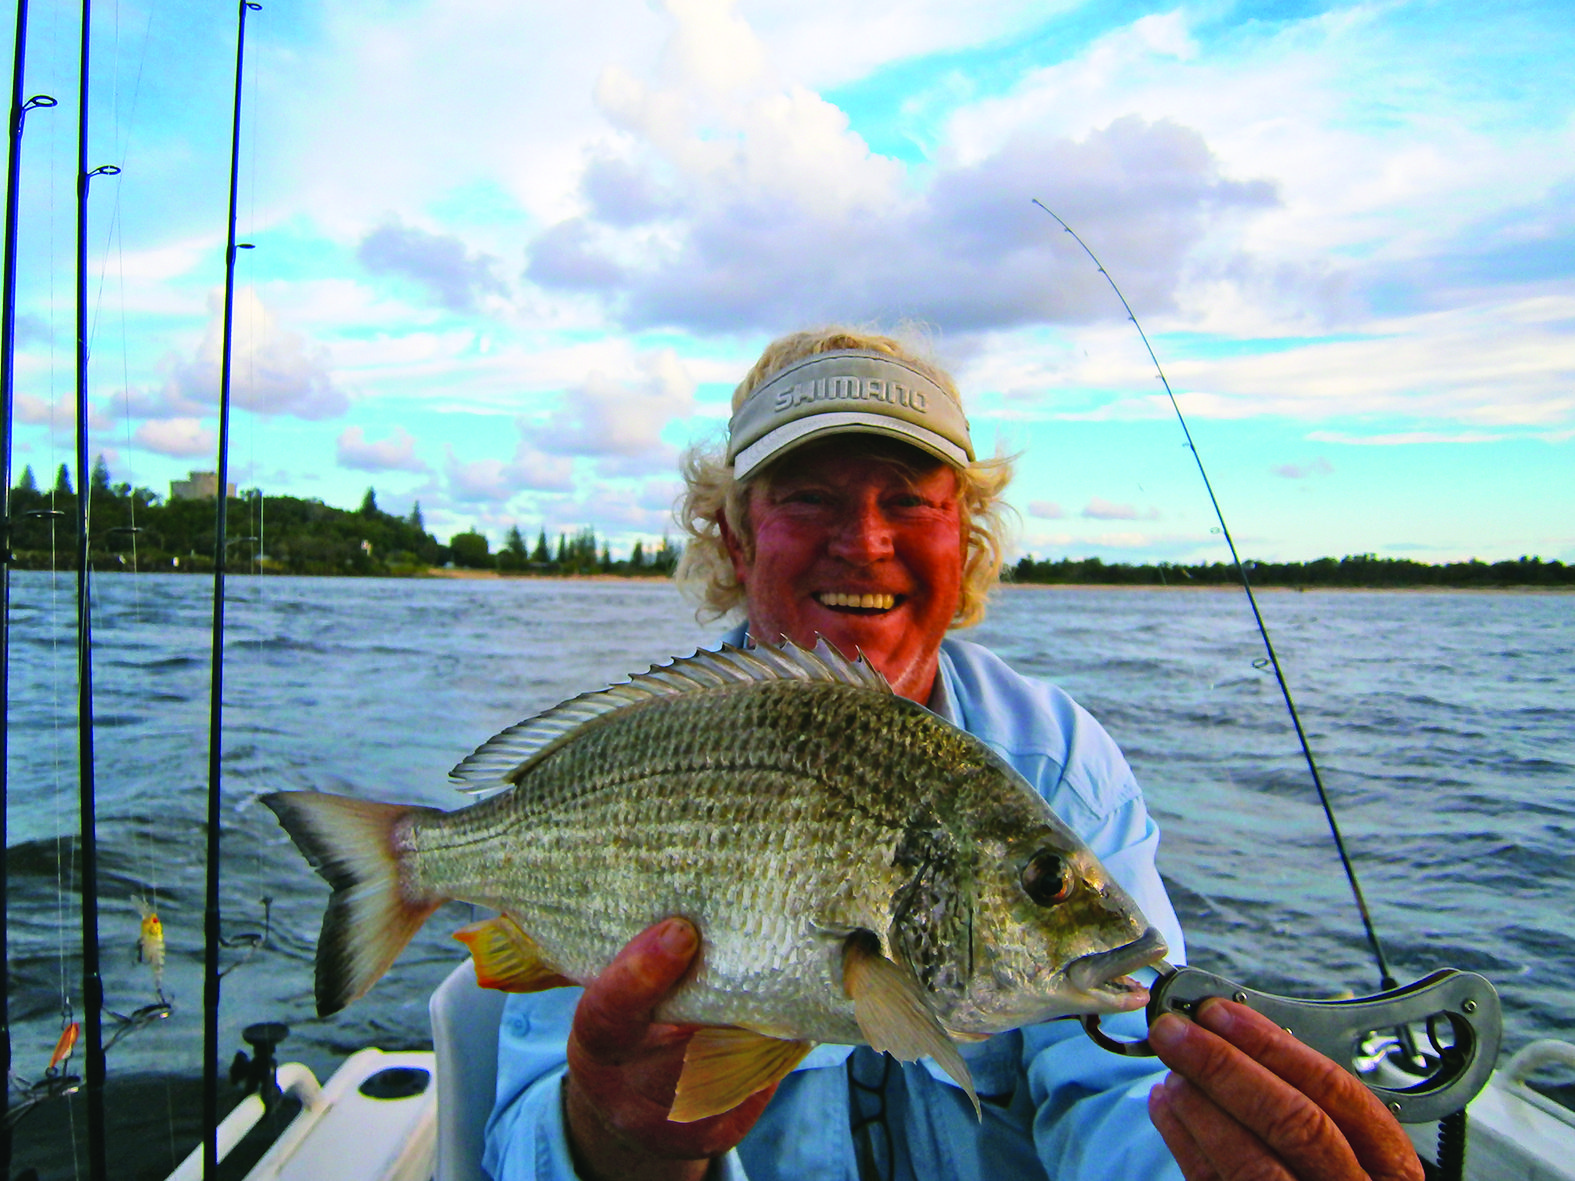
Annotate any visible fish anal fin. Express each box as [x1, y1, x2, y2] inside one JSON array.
[[669, 1027, 814, 1124], [453, 915, 574, 992], [842, 933, 980, 1119]]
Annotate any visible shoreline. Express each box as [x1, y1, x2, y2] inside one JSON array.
[[8, 565, 1566, 592]]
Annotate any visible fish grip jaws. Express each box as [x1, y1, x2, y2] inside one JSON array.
[[1082, 966, 1501, 1124]]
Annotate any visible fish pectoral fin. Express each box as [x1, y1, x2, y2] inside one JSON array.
[[453, 915, 574, 993], [842, 933, 980, 1119], [668, 1027, 814, 1124]]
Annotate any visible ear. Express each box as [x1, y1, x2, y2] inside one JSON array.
[[718, 504, 751, 583]]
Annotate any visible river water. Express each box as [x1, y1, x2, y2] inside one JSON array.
[[5, 572, 1573, 1175]]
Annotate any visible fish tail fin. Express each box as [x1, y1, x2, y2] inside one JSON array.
[[262, 791, 447, 1017]]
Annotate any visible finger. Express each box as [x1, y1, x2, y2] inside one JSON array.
[[575, 919, 700, 1060], [1149, 1074, 1224, 1181], [1149, 1011, 1360, 1179], [1193, 1002, 1423, 1181]]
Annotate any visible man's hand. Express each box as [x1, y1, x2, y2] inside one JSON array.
[[564, 918, 778, 1181], [1147, 998, 1425, 1181]]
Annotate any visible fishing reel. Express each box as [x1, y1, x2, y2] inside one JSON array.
[[1083, 965, 1501, 1123]]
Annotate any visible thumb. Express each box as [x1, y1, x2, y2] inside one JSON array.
[[573, 918, 700, 1059]]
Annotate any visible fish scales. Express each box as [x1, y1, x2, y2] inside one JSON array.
[[403, 679, 977, 1035]]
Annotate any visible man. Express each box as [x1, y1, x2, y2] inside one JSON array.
[[484, 328, 1422, 1181]]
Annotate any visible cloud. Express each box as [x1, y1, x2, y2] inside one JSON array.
[[443, 424, 577, 505], [1027, 500, 1064, 519], [337, 425, 429, 473], [1082, 497, 1160, 520], [135, 418, 216, 458], [161, 291, 350, 421], [541, 348, 695, 461], [520, 0, 1276, 336], [1272, 457, 1333, 478], [15, 313, 52, 345], [526, 219, 628, 290], [581, 154, 672, 227], [1070, 295, 1575, 428], [15, 394, 65, 427], [357, 219, 509, 313]]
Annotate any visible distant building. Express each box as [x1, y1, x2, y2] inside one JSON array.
[[170, 471, 236, 501]]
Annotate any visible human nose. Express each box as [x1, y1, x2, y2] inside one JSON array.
[[827, 500, 895, 564]]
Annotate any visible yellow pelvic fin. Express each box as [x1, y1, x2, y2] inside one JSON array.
[[842, 933, 979, 1118], [668, 1027, 814, 1124], [453, 915, 575, 993]]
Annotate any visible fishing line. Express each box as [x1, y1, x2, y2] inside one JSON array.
[[1031, 199, 1400, 993]]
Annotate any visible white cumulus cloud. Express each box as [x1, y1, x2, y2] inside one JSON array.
[[135, 418, 216, 458], [337, 426, 429, 473]]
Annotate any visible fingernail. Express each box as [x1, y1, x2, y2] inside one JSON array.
[[659, 918, 697, 957], [1148, 1012, 1187, 1052], [1196, 997, 1236, 1035]]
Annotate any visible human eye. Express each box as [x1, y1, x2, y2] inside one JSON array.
[[779, 486, 831, 506]]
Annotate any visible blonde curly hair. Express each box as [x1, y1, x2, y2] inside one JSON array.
[[675, 326, 1015, 627]]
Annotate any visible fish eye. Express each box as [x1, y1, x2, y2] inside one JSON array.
[[1022, 850, 1073, 907]]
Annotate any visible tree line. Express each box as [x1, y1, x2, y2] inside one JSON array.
[[3, 461, 679, 578], [1008, 553, 1574, 589], [447, 523, 680, 577], [13, 461, 1558, 587]]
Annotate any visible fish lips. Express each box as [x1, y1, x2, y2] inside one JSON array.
[[1063, 926, 1169, 1012]]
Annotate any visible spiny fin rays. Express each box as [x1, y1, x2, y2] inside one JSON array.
[[449, 637, 890, 795], [842, 932, 980, 1119]]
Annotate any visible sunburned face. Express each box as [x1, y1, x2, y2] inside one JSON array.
[[721, 437, 965, 703]]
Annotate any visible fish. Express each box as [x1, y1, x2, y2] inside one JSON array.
[[133, 896, 165, 995], [263, 640, 1166, 1121]]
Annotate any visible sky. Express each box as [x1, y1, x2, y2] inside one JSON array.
[[3, 0, 1570, 564]]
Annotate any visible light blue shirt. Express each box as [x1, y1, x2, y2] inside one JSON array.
[[483, 636, 1186, 1180]]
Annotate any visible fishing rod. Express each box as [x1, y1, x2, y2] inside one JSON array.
[[75, 0, 122, 1170], [1031, 199, 1400, 994], [204, 2, 260, 1176], [0, 0, 55, 1164]]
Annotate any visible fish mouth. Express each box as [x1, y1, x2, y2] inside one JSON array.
[[815, 591, 900, 614], [1065, 926, 1168, 1009]]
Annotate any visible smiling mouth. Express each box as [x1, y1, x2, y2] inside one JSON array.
[[815, 591, 898, 613]]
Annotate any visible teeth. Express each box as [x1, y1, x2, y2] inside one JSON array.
[[817, 592, 896, 611]]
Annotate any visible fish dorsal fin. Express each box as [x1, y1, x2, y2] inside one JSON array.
[[842, 932, 980, 1118], [449, 638, 889, 794], [669, 1027, 815, 1123]]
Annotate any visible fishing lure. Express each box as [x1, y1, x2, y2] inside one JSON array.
[[46, 1020, 79, 1074], [133, 894, 165, 998]]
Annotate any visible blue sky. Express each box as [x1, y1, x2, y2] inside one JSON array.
[[6, 0, 1571, 563]]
